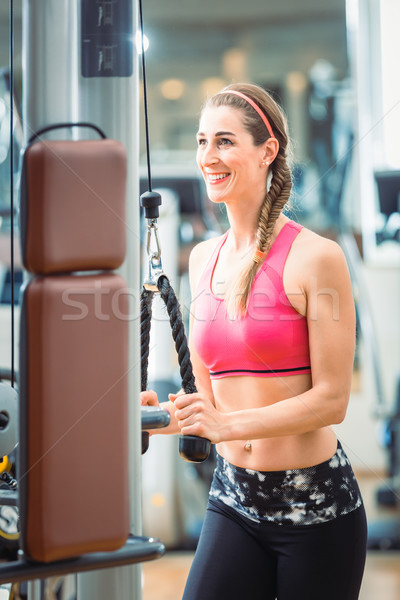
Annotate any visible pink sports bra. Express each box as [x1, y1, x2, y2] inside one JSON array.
[[192, 220, 311, 379]]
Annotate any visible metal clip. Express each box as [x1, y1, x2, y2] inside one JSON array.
[[143, 220, 165, 292]]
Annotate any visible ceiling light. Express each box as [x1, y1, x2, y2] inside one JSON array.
[[160, 79, 185, 101], [136, 31, 149, 54]]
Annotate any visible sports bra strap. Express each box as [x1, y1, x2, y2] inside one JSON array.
[[264, 221, 303, 276], [200, 222, 303, 284], [201, 230, 230, 278]]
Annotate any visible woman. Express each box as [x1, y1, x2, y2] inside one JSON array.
[[141, 83, 367, 600]]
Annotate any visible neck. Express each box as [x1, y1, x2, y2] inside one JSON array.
[[220, 177, 267, 252], [224, 199, 261, 253], [225, 204, 288, 255]]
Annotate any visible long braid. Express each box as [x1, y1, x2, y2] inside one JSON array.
[[207, 83, 293, 318], [257, 154, 292, 253], [228, 154, 292, 317]]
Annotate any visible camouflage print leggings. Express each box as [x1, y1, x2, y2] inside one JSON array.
[[209, 440, 363, 525], [183, 441, 367, 600]]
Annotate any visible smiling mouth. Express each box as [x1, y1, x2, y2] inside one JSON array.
[[207, 173, 230, 185]]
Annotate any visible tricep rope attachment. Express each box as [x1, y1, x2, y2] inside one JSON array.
[[140, 191, 211, 463]]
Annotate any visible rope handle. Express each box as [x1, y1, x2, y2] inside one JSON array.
[[28, 121, 107, 145], [140, 277, 211, 463]]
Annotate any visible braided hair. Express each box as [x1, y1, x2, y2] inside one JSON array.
[[206, 83, 293, 317]]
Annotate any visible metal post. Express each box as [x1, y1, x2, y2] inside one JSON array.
[[22, 0, 80, 139], [77, 1, 142, 598], [27, 581, 41, 600], [22, 1, 142, 598]]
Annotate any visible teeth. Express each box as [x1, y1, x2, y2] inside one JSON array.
[[208, 173, 228, 181]]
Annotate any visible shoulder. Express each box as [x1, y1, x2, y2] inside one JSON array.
[[188, 234, 226, 293], [292, 225, 351, 290], [294, 225, 347, 268]]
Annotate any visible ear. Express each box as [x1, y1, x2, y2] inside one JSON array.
[[262, 137, 279, 165]]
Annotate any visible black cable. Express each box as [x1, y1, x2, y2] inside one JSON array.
[[9, 0, 15, 389], [138, 0, 152, 192]]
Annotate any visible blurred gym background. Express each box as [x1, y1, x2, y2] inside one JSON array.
[[0, 1, 399, 599]]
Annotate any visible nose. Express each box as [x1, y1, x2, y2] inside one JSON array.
[[199, 143, 218, 167]]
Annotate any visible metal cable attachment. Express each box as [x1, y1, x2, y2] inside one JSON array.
[[143, 220, 164, 292], [141, 190, 165, 292]]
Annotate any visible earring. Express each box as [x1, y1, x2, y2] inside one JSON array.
[[261, 161, 269, 167]]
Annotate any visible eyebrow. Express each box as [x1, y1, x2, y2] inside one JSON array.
[[196, 131, 237, 137]]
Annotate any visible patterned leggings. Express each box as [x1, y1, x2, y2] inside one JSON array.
[[183, 442, 367, 600]]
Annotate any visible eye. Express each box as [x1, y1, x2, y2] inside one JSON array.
[[197, 138, 207, 147], [218, 138, 233, 147]]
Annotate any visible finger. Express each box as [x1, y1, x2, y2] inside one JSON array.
[[175, 406, 195, 421], [140, 390, 158, 406], [176, 414, 197, 430], [180, 423, 203, 437], [173, 393, 198, 409]]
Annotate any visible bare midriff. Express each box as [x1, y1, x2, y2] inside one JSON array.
[[213, 373, 338, 471]]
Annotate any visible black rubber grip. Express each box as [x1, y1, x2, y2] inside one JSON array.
[[178, 435, 211, 463]]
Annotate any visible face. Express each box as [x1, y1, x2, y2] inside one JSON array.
[[196, 105, 268, 207]]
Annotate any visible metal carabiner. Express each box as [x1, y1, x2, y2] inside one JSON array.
[[146, 219, 161, 260], [143, 220, 165, 292]]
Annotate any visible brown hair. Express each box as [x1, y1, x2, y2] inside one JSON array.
[[205, 83, 293, 317]]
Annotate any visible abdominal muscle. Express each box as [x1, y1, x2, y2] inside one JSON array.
[[212, 373, 338, 471]]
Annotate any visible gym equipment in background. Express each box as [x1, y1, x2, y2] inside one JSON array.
[[0, 121, 164, 583]]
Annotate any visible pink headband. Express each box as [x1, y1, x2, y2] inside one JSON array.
[[218, 90, 275, 139]]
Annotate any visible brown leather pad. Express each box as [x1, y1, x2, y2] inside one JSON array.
[[21, 139, 127, 274], [19, 273, 130, 562]]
